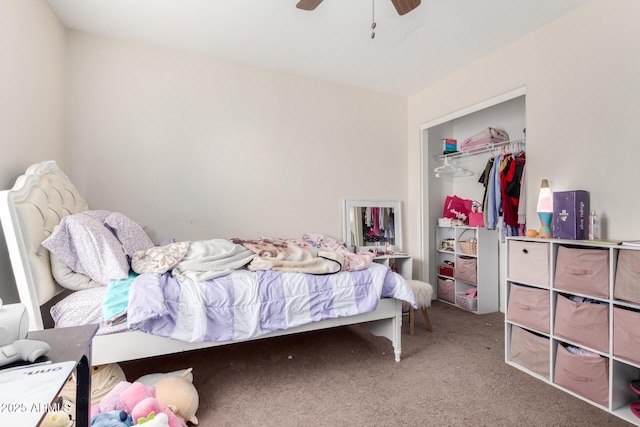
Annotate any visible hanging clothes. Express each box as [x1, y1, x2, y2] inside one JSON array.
[[501, 153, 526, 227], [372, 207, 381, 235], [518, 166, 527, 227], [387, 211, 394, 239], [478, 157, 495, 227], [478, 149, 527, 237], [486, 154, 503, 230]]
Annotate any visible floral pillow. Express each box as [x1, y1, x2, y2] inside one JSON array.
[[42, 213, 130, 285], [104, 212, 155, 256], [50, 286, 128, 335]]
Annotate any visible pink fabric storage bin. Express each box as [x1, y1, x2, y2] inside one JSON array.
[[506, 283, 550, 333], [554, 246, 609, 298], [613, 249, 640, 304], [437, 277, 455, 303], [554, 344, 609, 407], [454, 256, 477, 285], [456, 291, 477, 311], [613, 306, 640, 365], [509, 325, 550, 379], [508, 240, 550, 288], [553, 294, 609, 353]]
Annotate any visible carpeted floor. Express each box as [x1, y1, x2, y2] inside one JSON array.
[[120, 301, 633, 426]]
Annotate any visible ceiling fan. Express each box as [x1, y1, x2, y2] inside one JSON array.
[[296, 0, 421, 16]]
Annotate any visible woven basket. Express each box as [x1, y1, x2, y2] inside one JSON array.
[[458, 229, 478, 255]]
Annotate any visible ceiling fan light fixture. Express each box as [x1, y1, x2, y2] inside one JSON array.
[[296, 0, 421, 15], [390, 0, 422, 15], [296, 0, 325, 11], [371, 0, 376, 39]]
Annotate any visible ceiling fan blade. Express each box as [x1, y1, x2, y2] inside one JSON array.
[[296, 0, 324, 11], [390, 0, 421, 15]]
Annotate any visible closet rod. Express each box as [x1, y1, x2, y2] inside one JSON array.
[[436, 138, 526, 160]]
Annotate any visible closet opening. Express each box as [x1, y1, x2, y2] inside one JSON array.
[[419, 88, 526, 313]]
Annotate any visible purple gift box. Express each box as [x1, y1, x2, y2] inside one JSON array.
[[553, 190, 589, 240]]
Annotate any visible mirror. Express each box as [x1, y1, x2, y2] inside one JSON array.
[[342, 200, 403, 253]]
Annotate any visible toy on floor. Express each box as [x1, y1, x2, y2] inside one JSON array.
[[135, 369, 194, 387], [90, 410, 133, 427], [116, 381, 186, 427], [92, 363, 128, 405], [131, 397, 186, 427], [67, 362, 127, 419], [134, 412, 169, 427], [154, 368, 199, 425], [120, 381, 156, 414], [90, 367, 199, 427], [91, 381, 151, 418], [40, 410, 72, 427]]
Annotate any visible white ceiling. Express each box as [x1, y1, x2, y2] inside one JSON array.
[[47, 0, 592, 96]]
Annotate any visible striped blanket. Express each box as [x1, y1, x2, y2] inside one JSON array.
[[126, 262, 416, 343]]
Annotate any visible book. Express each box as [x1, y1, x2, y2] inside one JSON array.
[[621, 240, 640, 247]]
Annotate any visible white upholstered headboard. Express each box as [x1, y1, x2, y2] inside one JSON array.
[[0, 161, 88, 330]]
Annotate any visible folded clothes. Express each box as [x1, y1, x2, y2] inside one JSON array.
[[459, 127, 509, 151]]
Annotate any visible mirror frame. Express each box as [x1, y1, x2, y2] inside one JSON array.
[[342, 199, 403, 253]]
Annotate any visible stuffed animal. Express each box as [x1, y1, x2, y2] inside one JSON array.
[[92, 381, 130, 417], [131, 397, 186, 427], [134, 411, 169, 427], [40, 410, 72, 427], [92, 380, 156, 419], [90, 410, 133, 427], [64, 363, 126, 412], [154, 368, 199, 425], [120, 381, 156, 414], [91, 364, 127, 405], [135, 369, 194, 387]]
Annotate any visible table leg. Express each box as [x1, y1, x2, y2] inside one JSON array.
[[75, 354, 91, 427]]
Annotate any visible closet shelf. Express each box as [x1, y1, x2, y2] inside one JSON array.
[[435, 138, 526, 160]]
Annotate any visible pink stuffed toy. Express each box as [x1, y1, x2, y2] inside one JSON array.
[[131, 397, 186, 427], [120, 382, 155, 413], [92, 381, 156, 419], [91, 381, 132, 418]]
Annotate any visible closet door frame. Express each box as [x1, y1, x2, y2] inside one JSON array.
[[419, 87, 526, 311]]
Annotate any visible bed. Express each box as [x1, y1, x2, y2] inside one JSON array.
[[0, 160, 416, 365]]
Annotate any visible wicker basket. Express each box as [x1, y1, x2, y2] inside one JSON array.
[[458, 229, 478, 255]]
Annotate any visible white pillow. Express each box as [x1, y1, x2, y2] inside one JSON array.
[[50, 250, 102, 291]]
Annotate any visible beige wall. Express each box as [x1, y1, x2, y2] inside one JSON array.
[[64, 32, 408, 245], [0, 0, 66, 302], [407, 0, 640, 279], [3, 0, 638, 303]]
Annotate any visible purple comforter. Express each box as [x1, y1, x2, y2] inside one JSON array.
[[126, 262, 416, 342]]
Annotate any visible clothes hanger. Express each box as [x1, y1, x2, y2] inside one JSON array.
[[433, 157, 474, 178]]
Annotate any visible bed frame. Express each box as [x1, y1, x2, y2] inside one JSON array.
[[0, 161, 404, 365]]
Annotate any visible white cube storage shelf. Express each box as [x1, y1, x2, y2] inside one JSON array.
[[505, 237, 640, 425], [435, 225, 498, 314]]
